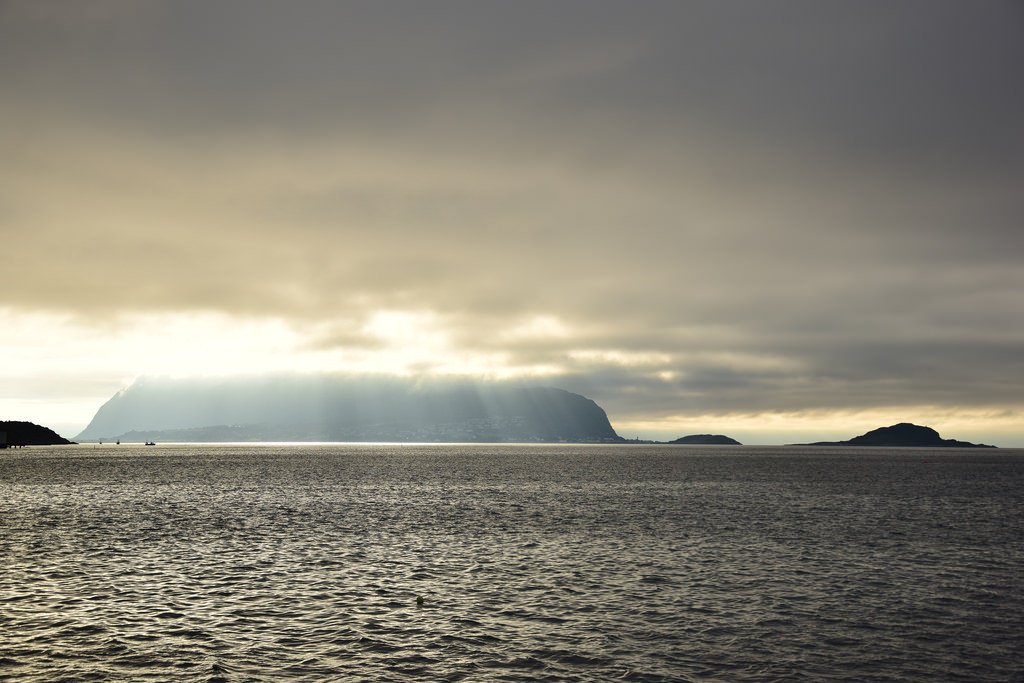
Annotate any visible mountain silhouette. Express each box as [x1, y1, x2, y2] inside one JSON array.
[[803, 423, 995, 448], [668, 434, 741, 445], [1, 420, 74, 447], [76, 375, 622, 443]]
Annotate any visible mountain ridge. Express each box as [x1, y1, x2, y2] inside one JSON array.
[[76, 376, 622, 443]]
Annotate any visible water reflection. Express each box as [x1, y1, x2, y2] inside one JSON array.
[[1, 445, 1022, 680]]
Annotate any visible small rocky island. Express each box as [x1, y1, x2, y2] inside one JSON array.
[[802, 423, 995, 448], [668, 434, 741, 445], [0, 420, 75, 448]]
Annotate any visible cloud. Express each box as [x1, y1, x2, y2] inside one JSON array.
[[0, 1, 1021, 438]]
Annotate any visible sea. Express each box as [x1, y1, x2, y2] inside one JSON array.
[[1, 444, 1022, 682]]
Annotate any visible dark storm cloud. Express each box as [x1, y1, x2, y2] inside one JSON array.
[[1, 0, 1021, 422]]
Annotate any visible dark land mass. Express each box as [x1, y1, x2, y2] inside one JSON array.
[[77, 376, 623, 443], [801, 423, 996, 448], [1, 421, 75, 448], [668, 434, 742, 445]]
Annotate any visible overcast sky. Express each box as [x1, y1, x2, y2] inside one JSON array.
[[2, 1, 1022, 444]]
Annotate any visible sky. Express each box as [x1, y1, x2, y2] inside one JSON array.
[[2, 0, 1022, 445]]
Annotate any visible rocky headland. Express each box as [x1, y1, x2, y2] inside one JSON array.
[[76, 376, 623, 444], [800, 423, 995, 448], [0, 421, 75, 448]]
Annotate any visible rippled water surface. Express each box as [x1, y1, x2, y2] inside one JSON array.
[[2, 444, 1023, 681]]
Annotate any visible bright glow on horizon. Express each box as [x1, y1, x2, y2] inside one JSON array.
[[0, 309, 335, 379], [0, 307, 568, 435], [3, 308, 1022, 447], [568, 349, 673, 367], [1, 307, 576, 382], [616, 407, 1024, 447], [502, 315, 571, 340]]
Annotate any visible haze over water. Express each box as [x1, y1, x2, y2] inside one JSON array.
[[2, 444, 1022, 681]]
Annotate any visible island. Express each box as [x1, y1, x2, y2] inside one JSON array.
[[668, 434, 741, 445], [0, 421, 75, 448], [800, 422, 995, 448], [75, 375, 624, 444]]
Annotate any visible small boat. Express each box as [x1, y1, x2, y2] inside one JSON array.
[[144, 441, 156, 446]]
